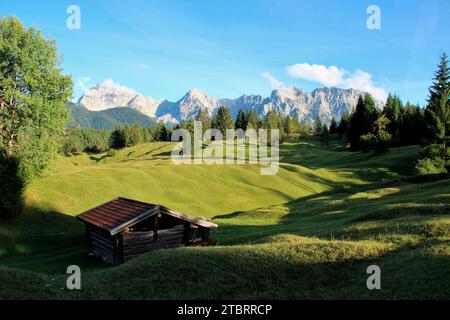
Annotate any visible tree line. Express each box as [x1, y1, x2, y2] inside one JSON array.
[[63, 107, 313, 154], [109, 121, 171, 149], [324, 53, 449, 175], [176, 106, 312, 140], [333, 94, 426, 153], [62, 121, 172, 154]]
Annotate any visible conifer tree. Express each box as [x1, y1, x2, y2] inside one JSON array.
[[313, 116, 323, 135], [416, 53, 450, 174], [329, 117, 338, 134], [320, 125, 330, 147], [347, 95, 379, 151], [245, 108, 259, 130], [235, 108, 247, 130], [424, 53, 450, 144], [153, 121, 169, 141], [196, 108, 211, 133], [292, 113, 300, 133], [337, 111, 350, 136], [284, 115, 294, 136], [212, 106, 234, 137], [263, 111, 279, 130]]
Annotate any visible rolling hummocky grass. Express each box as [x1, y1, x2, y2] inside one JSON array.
[[0, 137, 449, 299]]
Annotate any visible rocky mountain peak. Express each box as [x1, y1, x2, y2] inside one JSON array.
[[78, 79, 139, 111], [78, 80, 383, 125]]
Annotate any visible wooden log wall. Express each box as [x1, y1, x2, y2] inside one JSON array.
[[122, 224, 185, 261], [89, 226, 116, 264]]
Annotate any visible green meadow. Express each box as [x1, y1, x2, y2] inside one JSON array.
[[0, 137, 449, 299]]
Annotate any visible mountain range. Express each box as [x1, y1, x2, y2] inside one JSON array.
[[74, 80, 382, 128]]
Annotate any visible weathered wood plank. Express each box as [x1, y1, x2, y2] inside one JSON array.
[[90, 230, 114, 241], [157, 233, 184, 240], [122, 232, 155, 242], [92, 246, 113, 259], [90, 234, 114, 247], [92, 241, 114, 254], [123, 242, 184, 253], [90, 232, 114, 244]]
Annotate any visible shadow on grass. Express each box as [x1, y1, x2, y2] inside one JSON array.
[[89, 152, 114, 163], [67, 236, 450, 299], [0, 206, 106, 274], [279, 138, 421, 180], [143, 143, 172, 156], [1, 181, 449, 299], [213, 179, 450, 245]]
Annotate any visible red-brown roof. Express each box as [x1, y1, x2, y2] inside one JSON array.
[[76, 197, 159, 235], [76, 197, 218, 235]]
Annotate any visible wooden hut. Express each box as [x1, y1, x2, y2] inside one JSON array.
[[76, 197, 218, 264]]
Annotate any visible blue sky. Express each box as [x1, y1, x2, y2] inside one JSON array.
[[1, 0, 449, 105]]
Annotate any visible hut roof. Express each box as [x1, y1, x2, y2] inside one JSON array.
[[159, 206, 218, 229], [76, 197, 217, 235]]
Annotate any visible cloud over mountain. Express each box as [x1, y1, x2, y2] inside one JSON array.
[[287, 64, 344, 87], [286, 63, 388, 102], [261, 72, 285, 89]]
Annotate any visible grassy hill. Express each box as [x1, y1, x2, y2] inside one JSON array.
[[67, 103, 157, 130], [0, 137, 449, 299]]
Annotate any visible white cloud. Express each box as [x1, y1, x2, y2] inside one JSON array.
[[342, 70, 388, 102], [76, 76, 92, 93], [286, 63, 388, 102], [287, 63, 344, 87], [99, 79, 138, 96], [261, 72, 284, 89]]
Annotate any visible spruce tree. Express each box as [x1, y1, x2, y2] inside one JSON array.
[[384, 94, 402, 125], [245, 108, 259, 130], [400, 102, 426, 146], [347, 95, 379, 151], [109, 126, 127, 149], [424, 53, 450, 144], [338, 111, 350, 136], [284, 115, 294, 136], [263, 111, 279, 130], [195, 108, 211, 133], [212, 106, 234, 137], [292, 113, 300, 133], [416, 53, 450, 174], [313, 116, 323, 135], [383, 94, 403, 144], [277, 112, 286, 138], [153, 121, 167, 141], [320, 125, 330, 147], [160, 125, 169, 141], [263, 111, 280, 145], [329, 117, 338, 134], [235, 108, 247, 130]]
